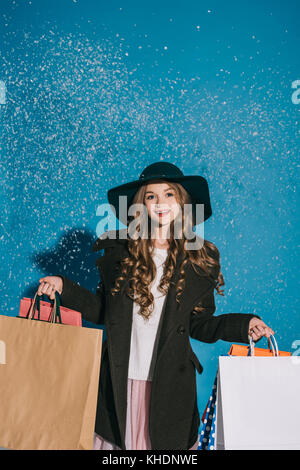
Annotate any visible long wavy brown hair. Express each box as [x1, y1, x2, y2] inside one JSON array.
[[110, 180, 225, 320]]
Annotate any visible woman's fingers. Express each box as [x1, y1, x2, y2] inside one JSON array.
[[264, 326, 275, 338], [253, 325, 263, 337], [45, 284, 54, 297], [263, 329, 271, 338], [250, 332, 258, 341], [249, 325, 275, 340], [38, 281, 56, 298], [37, 282, 48, 295], [37, 282, 45, 296], [250, 325, 264, 340], [49, 289, 56, 300], [39, 277, 63, 295]]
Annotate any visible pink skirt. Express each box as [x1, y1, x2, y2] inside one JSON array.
[[93, 378, 199, 450]]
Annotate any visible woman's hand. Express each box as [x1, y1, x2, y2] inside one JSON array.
[[248, 317, 275, 342], [38, 276, 63, 300]]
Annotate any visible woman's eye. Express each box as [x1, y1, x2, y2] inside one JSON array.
[[146, 193, 174, 200]]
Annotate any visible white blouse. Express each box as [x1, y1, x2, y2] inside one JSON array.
[[127, 247, 169, 381]]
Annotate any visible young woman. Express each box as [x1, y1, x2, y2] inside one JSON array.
[[38, 161, 274, 450]]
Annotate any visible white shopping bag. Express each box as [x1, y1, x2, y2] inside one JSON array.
[[215, 356, 300, 450]]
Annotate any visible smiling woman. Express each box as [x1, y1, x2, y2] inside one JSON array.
[[144, 181, 181, 249], [43, 161, 273, 450], [108, 164, 224, 322]]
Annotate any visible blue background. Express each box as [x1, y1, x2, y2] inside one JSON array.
[[0, 0, 299, 429]]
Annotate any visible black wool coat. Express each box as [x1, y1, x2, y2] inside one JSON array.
[[57, 231, 259, 450]]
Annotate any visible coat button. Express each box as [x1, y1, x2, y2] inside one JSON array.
[[177, 325, 186, 335]]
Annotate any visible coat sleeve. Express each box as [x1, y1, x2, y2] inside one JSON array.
[[55, 275, 106, 325], [189, 286, 261, 344]]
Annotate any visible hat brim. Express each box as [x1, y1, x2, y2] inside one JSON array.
[[107, 175, 212, 226]]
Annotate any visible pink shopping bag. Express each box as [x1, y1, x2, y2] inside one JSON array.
[[19, 290, 82, 326]]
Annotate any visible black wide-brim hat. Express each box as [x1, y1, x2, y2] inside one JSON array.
[[107, 161, 212, 227]]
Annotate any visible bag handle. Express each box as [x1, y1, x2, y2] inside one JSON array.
[[47, 292, 62, 324], [247, 334, 279, 357], [26, 291, 40, 320], [26, 291, 62, 324]]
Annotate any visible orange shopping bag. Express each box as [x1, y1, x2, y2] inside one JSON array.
[[228, 334, 291, 357]]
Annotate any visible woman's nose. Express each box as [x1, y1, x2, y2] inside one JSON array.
[[156, 196, 166, 205]]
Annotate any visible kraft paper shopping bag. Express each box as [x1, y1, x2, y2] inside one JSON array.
[[0, 314, 102, 450]]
